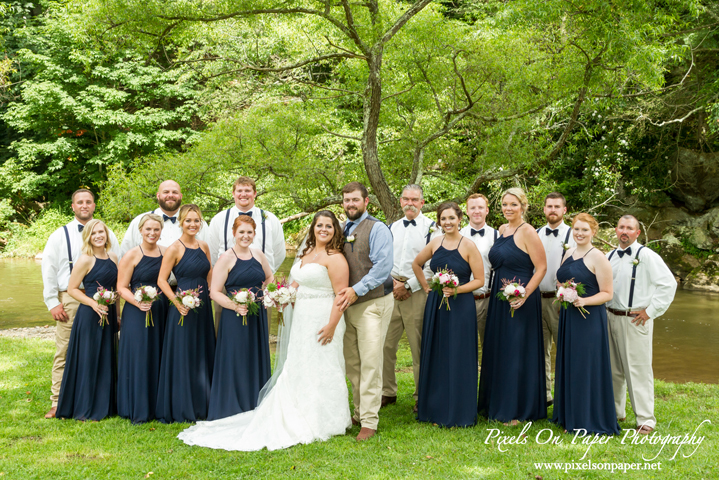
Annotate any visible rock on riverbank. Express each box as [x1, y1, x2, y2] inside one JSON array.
[[0, 325, 55, 340]]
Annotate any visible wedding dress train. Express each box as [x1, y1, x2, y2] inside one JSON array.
[[178, 262, 351, 451]]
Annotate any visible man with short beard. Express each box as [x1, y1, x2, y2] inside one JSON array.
[[381, 184, 438, 413], [41, 189, 120, 418], [336, 181, 394, 441], [606, 215, 676, 434], [119, 180, 208, 257], [536, 192, 575, 406]]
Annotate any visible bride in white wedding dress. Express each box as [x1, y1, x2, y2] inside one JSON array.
[[178, 211, 351, 451]]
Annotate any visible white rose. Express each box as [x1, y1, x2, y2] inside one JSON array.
[[263, 296, 275, 308], [503, 284, 516, 297], [235, 291, 249, 303], [556, 287, 565, 299], [145, 286, 157, 299], [182, 296, 195, 308], [93, 292, 101, 302], [278, 292, 292, 305], [289, 286, 297, 301], [194, 298, 201, 308], [102, 291, 113, 300], [134, 290, 143, 302], [516, 286, 526, 296]]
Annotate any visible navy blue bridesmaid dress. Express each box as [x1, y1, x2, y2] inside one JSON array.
[[552, 253, 620, 435], [117, 248, 168, 423], [57, 257, 118, 421], [155, 241, 215, 423], [207, 251, 270, 420], [417, 237, 478, 427], [478, 226, 546, 422]]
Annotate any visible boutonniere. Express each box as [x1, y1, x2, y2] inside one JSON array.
[[632, 258, 640, 266], [563, 243, 571, 251], [345, 234, 356, 251], [262, 211, 268, 221], [429, 225, 437, 234]]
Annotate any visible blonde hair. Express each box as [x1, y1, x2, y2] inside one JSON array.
[[572, 213, 599, 235], [178, 204, 203, 232], [81, 219, 112, 255], [501, 187, 529, 214], [138, 213, 164, 231]]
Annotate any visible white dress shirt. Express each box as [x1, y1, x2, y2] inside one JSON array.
[[389, 213, 438, 292], [208, 205, 286, 272], [42, 219, 121, 310], [606, 240, 677, 319], [538, 221, 576, 292], [119, 208, 208, 258], [460, 224, 497, 296]]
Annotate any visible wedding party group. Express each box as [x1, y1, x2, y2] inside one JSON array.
[[40, 176, 677, 452]]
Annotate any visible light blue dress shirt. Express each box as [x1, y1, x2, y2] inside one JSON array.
[[345, 211, 394, 297]]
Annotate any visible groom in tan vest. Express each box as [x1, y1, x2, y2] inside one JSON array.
[[336, 182, 394, 441]]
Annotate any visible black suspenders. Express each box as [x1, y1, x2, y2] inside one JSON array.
[[425, 221, 436, 244], [488, 229, 499, 290], [224, 208, 266, 252], [62, 225, 74, 273], [608, 246, 645, 310]]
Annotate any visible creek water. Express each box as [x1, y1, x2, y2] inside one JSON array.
[[2, 258, 717, 384]]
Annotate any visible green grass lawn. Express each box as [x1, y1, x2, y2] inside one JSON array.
[[0, 336, 717, 479]]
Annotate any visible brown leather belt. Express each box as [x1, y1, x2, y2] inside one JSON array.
[[540, 291, 556, 299], [607, 307, 638, 317], [474, 293, 490, 300]]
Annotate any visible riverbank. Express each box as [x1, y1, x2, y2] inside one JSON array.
[[1, 336, 716, 479]]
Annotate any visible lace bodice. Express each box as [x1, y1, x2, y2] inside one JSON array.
[[290, 262, 335, 297]]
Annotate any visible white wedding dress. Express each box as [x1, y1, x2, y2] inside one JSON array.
[[178, 262, 351, 451]]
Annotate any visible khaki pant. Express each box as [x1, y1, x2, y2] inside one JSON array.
[[607, 311, 656, 428], [50, 292, 80, 406], [475, 297, 490, 349], [344, 293, 394, 430], [541, 296, 559, 402], [382, 290, 427, 402]]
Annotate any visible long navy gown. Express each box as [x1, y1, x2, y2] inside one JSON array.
[[155, 241, 215, 423], [417, 237, 478, 427], [57, 257, 118, 421], [478, 227, 546, 422], [207, 252, 270, 420], [552, 254, 620, 435], [117, 248, 169, 423]]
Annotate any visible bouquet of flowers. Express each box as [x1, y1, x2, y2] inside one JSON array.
[[495, 278, 526, 318], [134, 285, 160, 328], [262, 278, 297, 326], [554, 279, 590, 318], [230, 288, 259, 326], [92, 284, 116, 328], [429, 267, 459, 311], [174, 287, 203, 326]]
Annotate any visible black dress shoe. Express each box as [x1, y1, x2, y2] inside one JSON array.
[[547, 399, 554, 407], [381, 395, 397, 408]]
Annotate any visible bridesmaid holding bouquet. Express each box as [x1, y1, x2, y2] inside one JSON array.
[[116, 213, 169, 423], [155, 204, 215, 423], [57, 220, 119, 421]]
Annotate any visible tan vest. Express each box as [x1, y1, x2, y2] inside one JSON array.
[[343, 216, 392, 305]]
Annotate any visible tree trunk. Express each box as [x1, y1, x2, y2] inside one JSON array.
[[361, 48, 402, 222]]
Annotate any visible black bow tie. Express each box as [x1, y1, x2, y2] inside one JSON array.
[[344, 222, 353, 237], [545, 228, 559, 237], [238, 211, 252, 217], [617, 247, 632, 258], [471, 228, 485, 237], [403, 219, 416, 227], [163, 214, 176, 224], [77, 224, 84, 232]]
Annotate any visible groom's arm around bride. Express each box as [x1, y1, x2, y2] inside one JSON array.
[[335, 182, 394, 442]]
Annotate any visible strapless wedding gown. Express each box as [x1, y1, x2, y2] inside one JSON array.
[[178, 262, 351, 451]]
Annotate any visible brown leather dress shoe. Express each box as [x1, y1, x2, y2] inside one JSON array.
[[45, 406, 57, 419], [618, 417, 626, 422], [381, 395, 397, 408], [637, 425, 654, 435], [413, 403, 418, 413], [356, 427, 376, 441]]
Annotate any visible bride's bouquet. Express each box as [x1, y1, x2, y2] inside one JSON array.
[[174, 287, 203, 326], [93, 283, 116, 328], [230, 288, 259, 326], [133, 285, 160, 327], [554, 279, 590, 318], [429, 267, 459, 311], [263, 278, 297, 326], [495, 278, 526, 318]]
